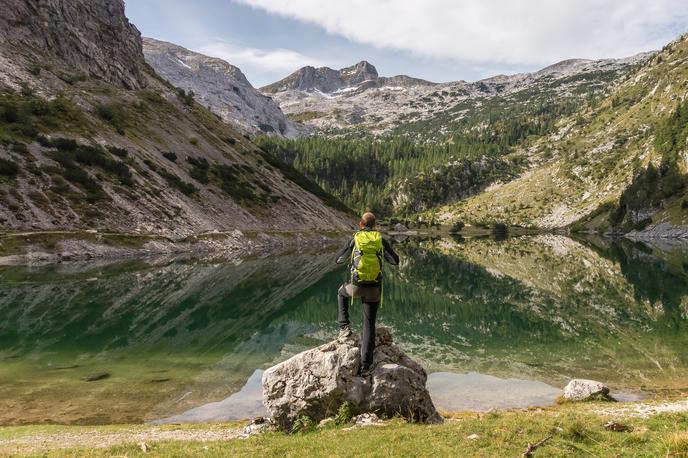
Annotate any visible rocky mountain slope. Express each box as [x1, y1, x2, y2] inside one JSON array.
[[142, 38, 306, 139], [262, 55, 650, 138], [432, 33, 688, 232], [0, 0, 351, 240]]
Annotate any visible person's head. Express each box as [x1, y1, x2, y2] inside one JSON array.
[[359, 212, 376, 229]]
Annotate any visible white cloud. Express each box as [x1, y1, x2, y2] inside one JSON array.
[[195, 40, 323, 73], [232, 0, 688, 65]]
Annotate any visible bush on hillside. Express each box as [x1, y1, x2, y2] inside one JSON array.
[[0, 158, 20, 177]]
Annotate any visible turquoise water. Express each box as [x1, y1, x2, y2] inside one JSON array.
[[1, 234, 687, 425]]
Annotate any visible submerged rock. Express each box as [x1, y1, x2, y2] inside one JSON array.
[[82, 372, 110, 382], [563, 379, 613, 401], [262, 327, 443, 430]]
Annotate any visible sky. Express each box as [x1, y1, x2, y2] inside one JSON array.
[[125, 0, 688, 88]]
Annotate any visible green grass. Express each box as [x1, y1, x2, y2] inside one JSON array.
[[3, 407, 687, 457]]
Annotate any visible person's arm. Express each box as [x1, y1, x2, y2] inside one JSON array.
[[335, 237, 354, 264], [382, 238, 399, 265]]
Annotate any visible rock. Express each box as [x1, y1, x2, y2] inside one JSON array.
[[317, 417, 335, 428], [604, 421, 631, 432], [563, 379, 613, 401], [353, 413, 383, 427], [240, 417, 275, 438], [393, 223, 409, 233], [262, 327, 443, 430], [466, 433, 480, 440], [0, 0, 146, 89], [82, 372, 110, 382]]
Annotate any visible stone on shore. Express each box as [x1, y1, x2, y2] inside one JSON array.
[[563, 379, 614, 401], [262, 327, 443, 430]]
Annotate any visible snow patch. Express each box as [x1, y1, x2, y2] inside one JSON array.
[[176, 58, 192, 70]]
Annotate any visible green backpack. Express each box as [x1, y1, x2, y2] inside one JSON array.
[[350, 230, 383, 285]]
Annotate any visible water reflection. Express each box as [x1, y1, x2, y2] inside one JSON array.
[[0, 235, 687, 425]]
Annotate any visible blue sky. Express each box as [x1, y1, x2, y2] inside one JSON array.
[[126, 0, 688, 88]]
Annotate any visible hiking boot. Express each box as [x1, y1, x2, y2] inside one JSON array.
[[337, 325, 352, 340]]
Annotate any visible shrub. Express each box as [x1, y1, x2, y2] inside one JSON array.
[[51, 137, 78, 151], [155, 167, 197, 196], [36, 134, 52, 147], [334, 402, 353, 426], [27, 63, 41, 76], [224, 137, 237, 145], [107, 146, 129, 158], [187, 156, 210, 183], [449, 220, 465, 233], [10, 141, 28, 154], [20, 83, 34, 97], [176, 88, 195, 106], [95, 102, 128, 134], [0, 158, 20, 177], [291, 414, 315, 434], [633, 217, 653, 231], [562, 420, 589, 442], [187, 156, 209, 170], [492, 223, 509, 240], [58, 73, 86, 85], [258, 123, 275, 133], [162, 152, 177, 162]]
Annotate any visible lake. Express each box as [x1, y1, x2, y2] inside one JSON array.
[[1, 234, 687, 425]]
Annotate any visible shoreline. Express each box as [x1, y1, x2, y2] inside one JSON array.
[[1, 397, 687, 456], [2, 226, 687, 267], [0, 229, 350, 266]]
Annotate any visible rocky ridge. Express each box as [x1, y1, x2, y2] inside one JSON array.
[[142, 38, 306, 138], [262, 54, 651, 136], [0, 0, 351, 238]]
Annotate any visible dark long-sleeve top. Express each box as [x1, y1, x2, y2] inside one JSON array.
[[335, 230, 400, 266]]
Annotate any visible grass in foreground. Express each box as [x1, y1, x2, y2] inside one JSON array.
[[2, 406, 688, 457]]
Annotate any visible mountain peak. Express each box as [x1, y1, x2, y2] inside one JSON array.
[[262, 61, 381, 94], [339, 61, 378, 84]]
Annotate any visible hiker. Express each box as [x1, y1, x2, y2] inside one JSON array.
[[335, 211, 399, 376]]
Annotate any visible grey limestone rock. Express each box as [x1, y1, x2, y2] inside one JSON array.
[[262, 327, 443, 430]]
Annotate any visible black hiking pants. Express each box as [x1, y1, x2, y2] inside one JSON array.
[[337, 283, 380, 372]]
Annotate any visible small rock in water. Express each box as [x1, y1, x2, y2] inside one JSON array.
[[563, 379, 614, 402], [82, 372, 110, 382]]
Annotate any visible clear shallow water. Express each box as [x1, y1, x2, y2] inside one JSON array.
[[1, 234, 687, 425]]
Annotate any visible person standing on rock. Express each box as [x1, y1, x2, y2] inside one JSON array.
[[335, 212, 399, 377]]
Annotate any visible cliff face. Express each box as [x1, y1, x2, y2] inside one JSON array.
[[142, 38, 306, 138], [0, 0, 351, 236], [0, 0, 146, 89]]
